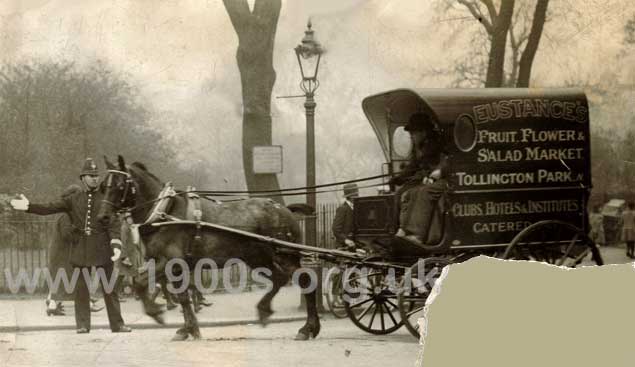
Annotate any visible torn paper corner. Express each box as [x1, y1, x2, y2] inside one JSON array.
[[416, 262, 452, 365], [469, 254, 571, 270], [468, 253, 612, 272], [414, 256, 635, 367]]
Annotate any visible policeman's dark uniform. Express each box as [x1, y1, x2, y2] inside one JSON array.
[[26, 158, 130, 333], [47, 185, 82, 308]]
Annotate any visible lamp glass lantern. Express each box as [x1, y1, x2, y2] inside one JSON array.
[[294, 21, 323, 92]]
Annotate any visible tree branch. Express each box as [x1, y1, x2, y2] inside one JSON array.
[[222, 0, 252, 39], [517, 0, 549, 87], [513, 1, 531, 48], [508, 26, 521, 86], [253, 0, 282, 37], [458, 0, 493, 33], [624, 15, 635, 44], [479, 0, 498, 24], [517, 27, 530, 48], [484, 0, 515, 87], [509, 24, 518, 49]]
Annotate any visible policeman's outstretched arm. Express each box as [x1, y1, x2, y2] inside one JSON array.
[[13, 195, 70, 215]]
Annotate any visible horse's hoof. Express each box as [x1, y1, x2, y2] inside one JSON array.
[[145, 301, 166, 324], [149, 312, 165, 325], [171, 333, 189, 342], [166, 303, 177, 311], [190, 332, 202, 340], [294, 325, 319, 340], [258, 309, 274, 326], [46, 308, 65, 316], [294, 332, 312, 341]]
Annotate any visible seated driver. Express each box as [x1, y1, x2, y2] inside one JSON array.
[[389, 112, 448, 247]]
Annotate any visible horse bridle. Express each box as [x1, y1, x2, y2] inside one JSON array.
[[103, 169, 137, 211], [103, 169, 177, 221]]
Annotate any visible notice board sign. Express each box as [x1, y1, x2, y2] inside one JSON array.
[[253, 145, 283, 174]]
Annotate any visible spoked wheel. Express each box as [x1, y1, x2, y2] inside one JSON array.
[[397, 257, 452, 339], [342, 266, 404, 335], [503, 220, 604, 267], [324, 266, 348, 319]]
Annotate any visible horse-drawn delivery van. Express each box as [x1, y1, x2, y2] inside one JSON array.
[[98, 88, 603, 341]]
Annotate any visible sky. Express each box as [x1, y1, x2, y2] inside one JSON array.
[[0, 0, 633, 200]]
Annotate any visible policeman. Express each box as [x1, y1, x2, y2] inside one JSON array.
[[11, 158, 131, 334], [332, 183, 358, 250]]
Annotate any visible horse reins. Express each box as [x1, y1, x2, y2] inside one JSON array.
[[194, 173, 393, 195], [103, 170, 396, 217]]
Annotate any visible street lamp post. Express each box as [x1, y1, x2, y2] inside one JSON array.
[[295, 20, 325, 312]]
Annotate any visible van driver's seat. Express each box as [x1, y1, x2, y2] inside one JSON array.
[[391, 189, 448, 254]]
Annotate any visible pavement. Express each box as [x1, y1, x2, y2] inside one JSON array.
[[0, 319, 419, 367], [585, 242, 633, 266], [0, 245, 631, 334], [0, 285, 309, 333]]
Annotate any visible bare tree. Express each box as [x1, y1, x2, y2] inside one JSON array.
[[223, 0, 284, 204], [446, 0, 549, 87], [448, 30, 490, 88], [516, 0, 549, 87], [625, 14, 635, 45]]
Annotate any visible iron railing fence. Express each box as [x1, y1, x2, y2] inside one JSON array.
[[0, 203, 341, 294]]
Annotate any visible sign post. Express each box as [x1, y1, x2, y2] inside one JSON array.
[[253, 145, 283, 175]]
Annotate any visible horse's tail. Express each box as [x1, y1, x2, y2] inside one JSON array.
[[286, 203, 314, 216]]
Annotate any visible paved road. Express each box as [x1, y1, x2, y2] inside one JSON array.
[[0, 285, 307, 332], [586, 243, 631, 265], [0, 319, 420, 367]]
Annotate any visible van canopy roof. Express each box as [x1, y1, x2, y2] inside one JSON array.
[[361, 88, 588, 160]]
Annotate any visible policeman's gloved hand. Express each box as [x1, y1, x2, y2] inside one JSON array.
[[344, 239, 356, 249], [111, 248, 122, 262], [110, 239, 123, 261], [10, 194, 29, 211]]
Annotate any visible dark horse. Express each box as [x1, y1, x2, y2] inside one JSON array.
[[97, 155, 320, 341]]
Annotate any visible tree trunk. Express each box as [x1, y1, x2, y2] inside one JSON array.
[[485, 0, 515, 87], [516, 0, 549, 87], [223, 0, 284, 204]]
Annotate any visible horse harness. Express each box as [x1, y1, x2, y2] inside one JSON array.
[[106, 168, 206, 262], [184, 186, 203, 258], [106, 169, 311, 270], [136, 182, 205, 258]]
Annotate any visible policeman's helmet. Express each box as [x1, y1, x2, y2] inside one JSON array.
[[79, 158, 99, 178]]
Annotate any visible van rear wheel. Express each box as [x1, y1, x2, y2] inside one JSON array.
[[503, 220, 603, 267], [397, 257, 452, 339]]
